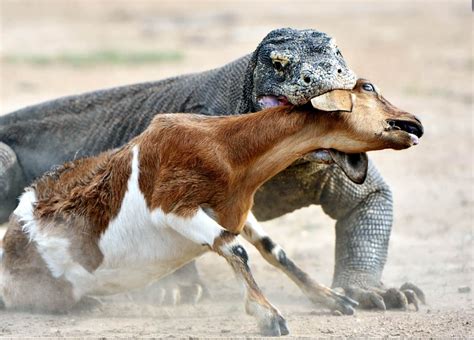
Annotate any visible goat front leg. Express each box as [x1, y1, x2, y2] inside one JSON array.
[[242, 212, 357, 315], [166, 208, 288, 336]]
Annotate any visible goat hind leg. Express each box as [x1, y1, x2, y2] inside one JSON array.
[[242, 212, 357, 315]]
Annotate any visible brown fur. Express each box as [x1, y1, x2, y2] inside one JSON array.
[[136, 107, 318, 231]]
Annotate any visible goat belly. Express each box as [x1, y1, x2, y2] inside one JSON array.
[[92, 226, 206, 295]]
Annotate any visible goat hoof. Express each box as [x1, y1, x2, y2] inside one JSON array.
[[336, 301, 356, 315], [277, 314, 290, 335], [260, 318, 281, 337], [259, 314, 289, 337], [332, 290, 358, 315]]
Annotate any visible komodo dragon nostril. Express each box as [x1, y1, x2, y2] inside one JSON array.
[[303, 76, 311, 84]]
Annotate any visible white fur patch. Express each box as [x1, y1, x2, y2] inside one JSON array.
[[161, 208, 226, 246], [244, 212, 268, 242], [15, 189, 94, 300], [14, 189, 36, 228], [99, 145, 157, 267]]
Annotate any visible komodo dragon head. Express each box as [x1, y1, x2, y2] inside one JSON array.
[[242, 28, 362, 182], [244, 28, 356, 111]]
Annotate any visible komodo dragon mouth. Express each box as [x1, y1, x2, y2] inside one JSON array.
[[257, 95, 290, 108]]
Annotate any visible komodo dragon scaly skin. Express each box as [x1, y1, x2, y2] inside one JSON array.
[[0, 28, 423, 310]]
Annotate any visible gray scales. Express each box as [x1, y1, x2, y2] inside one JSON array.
[[0, 28, 423, 310]]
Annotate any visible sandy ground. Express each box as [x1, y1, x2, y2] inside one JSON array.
[[0, 0, 472, 338]]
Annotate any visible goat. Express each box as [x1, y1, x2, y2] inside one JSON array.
[[0, 79, 423, 336]]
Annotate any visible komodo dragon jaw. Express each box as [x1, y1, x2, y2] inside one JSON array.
[[250, 28, 357, 111]]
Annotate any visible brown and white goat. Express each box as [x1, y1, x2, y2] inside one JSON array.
[[0, 79, 423, 336]]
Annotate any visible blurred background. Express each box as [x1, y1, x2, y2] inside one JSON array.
[[0, 0, 472, 337]]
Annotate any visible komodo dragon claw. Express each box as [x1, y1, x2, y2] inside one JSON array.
[[341, 282, 425, 311]]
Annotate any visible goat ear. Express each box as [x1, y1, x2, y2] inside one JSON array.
[[328, 150, 368, 184], [311, 90, 353, 112]]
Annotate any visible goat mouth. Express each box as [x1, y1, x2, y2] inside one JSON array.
[[257, 95, 290, 108], [386, 119, 424, 145]]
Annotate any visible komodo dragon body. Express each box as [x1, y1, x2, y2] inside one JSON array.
[[0, 28, 423, 310]]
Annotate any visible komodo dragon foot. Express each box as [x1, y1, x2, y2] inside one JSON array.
[[338, 282, 425, 311]]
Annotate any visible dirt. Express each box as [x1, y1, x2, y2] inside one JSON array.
[[0, 0, 472, 338]]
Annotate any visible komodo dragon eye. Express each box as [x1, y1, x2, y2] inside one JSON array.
[[362, 83, 375, 92]]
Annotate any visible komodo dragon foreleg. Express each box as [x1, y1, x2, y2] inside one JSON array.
[[323, 164, 425, 310]]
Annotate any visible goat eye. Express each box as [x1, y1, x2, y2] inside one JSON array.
[[273, 60, 283, 71], [362, 83, 375, 92]]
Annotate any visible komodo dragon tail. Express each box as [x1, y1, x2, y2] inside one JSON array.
[[0, 240, 5, 309]]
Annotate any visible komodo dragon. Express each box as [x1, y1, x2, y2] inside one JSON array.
[[0, 28, 423, 310]]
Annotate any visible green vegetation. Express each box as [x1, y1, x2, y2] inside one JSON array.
[[2, 50, 184, 67]]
